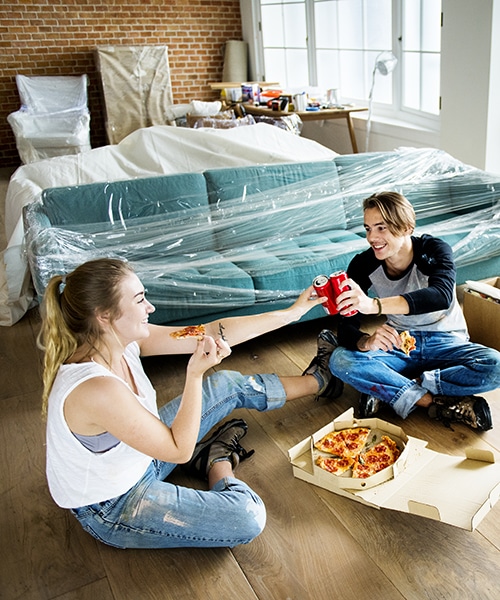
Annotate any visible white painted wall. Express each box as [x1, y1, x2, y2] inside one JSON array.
[[440, 0, 500, 172], [300, 116, 439, 156]]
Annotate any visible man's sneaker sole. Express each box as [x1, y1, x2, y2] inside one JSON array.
[[473, 396, 493, 431]]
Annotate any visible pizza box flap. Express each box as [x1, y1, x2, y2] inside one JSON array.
[[288, 409, 500, 531]]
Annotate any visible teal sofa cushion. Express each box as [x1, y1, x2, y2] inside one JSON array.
[[233, 231, 365, 299], [134, 252, 256, 324], [204, 161, 337, 203], [41, 173, 210, 225], [449, 175, 500, 214], [335, 152, 399, 230], [204, 161, 346, 249]]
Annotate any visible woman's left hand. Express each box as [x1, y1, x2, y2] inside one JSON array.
[[187, 336, 232, 375], [293, 284, 330, 313]]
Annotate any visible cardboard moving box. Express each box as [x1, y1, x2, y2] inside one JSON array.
[[288, 409, 500, 531], [463, 277, 500, 352]]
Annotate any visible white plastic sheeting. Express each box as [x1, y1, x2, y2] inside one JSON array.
[[7, 74, 91, 164]]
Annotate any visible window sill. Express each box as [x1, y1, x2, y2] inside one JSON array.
[[353, 110, 437, 131], [351, 112, 440, 147]]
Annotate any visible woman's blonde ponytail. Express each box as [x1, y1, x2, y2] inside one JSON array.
[[38, 275, 78, 415]]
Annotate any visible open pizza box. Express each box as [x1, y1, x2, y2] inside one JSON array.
[[288, 409, 500, 531]]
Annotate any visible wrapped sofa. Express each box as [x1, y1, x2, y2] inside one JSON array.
[[23, 147, 500, 326]]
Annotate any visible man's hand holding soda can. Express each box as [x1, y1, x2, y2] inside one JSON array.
[[313, 271, 358, 317]]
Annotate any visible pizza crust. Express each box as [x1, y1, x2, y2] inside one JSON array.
[[315, 455, 355, 475]]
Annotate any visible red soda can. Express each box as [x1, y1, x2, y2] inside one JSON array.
[[313, 275, 338, 315], [330, 270, 358, 316]]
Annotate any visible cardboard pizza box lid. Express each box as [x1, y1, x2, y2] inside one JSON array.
[[288, 409, 500, 531]]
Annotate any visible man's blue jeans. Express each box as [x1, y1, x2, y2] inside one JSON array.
[[70, 371, 286, 549], [330, 331, 500, 419]]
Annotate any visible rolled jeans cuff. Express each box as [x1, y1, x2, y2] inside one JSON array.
[[257, 373, 287, 411], [392, 382, 429, 419], [419, 369, 440, 395]]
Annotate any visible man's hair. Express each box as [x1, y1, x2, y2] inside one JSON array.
[[362, 191, 416, 235]]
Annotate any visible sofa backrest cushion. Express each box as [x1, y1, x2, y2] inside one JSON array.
[[335, 151, 456, 230], [203, 161, 346, 250], [448, 175, 500, 214], [41, 172, 210, 227]]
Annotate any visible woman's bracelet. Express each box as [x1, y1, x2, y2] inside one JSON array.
[[374, 297, 383, 317]]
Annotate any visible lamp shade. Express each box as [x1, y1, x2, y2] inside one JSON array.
[[375, 51, 398, 76]]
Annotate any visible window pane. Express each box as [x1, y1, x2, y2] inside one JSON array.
[[262, 5, 285, 46], [315, 1, 339, 49], [403, 52, 421, 110], [316, 49, 340, 89], [404, 0, 441, 52], [285, 49, 309, 86], [263, 49, 287, 83], [403, 0, 422, 52], [261, 2, 306, 47], [283, 3, 307, 47], [422, 0, 441, 52], [263, 48, 308, 88], [338, 0, 363, 48], [421, 53, 440, 114], [365, 0, 392, 50], [339, 50, 365, 98]]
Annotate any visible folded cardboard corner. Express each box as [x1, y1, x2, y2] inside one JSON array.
[[463, 277, 500, 352], [288, 408, 500, 531]]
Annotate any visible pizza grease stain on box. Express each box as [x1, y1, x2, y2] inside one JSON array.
[[288, 408, 500, 531]]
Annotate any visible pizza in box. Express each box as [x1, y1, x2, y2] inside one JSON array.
[[313, 427, 402, 479]]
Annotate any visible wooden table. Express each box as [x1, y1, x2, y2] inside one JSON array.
[[242, 103, 368, 153]]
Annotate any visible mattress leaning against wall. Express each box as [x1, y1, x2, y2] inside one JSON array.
[[95, 45, 175, 145]]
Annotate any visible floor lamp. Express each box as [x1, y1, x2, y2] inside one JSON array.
[[365, 51, 398, 152]]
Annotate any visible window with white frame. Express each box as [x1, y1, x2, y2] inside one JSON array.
[[251, 0, 442, 129]]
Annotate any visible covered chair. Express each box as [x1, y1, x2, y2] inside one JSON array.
[[7, 74, 91, 164]]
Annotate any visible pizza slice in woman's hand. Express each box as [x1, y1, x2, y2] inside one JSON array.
[[170, 324, 206, 340]]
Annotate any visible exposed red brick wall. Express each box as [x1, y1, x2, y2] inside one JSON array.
[[0, 0, 242, 167]]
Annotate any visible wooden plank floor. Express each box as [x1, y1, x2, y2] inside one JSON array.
[[1, 307, 500, 600]]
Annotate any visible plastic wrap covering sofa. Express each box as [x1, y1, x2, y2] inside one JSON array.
[[23, 147, 500, 326], [7, 75, 91, 164], [2, 124, 338, 326]]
